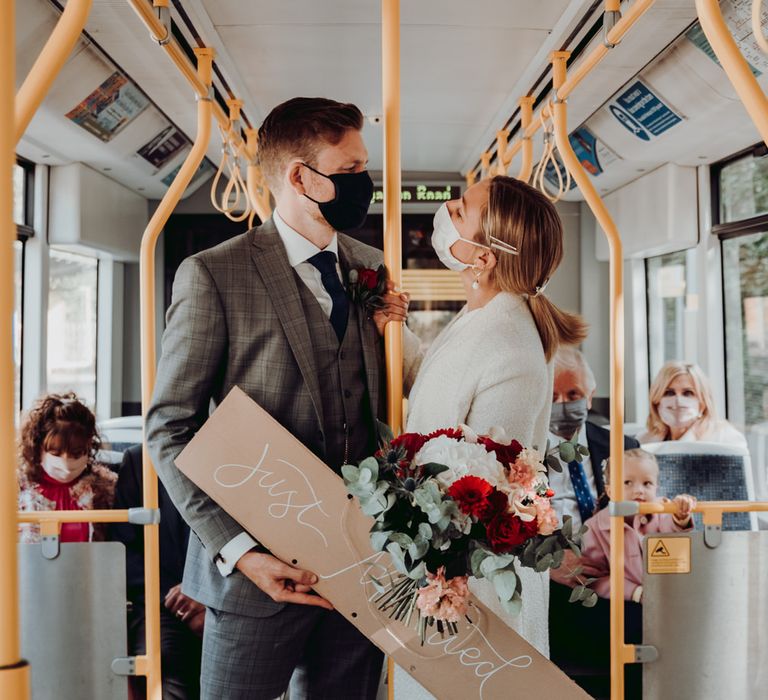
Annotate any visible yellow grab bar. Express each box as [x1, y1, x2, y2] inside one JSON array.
[[482, 0, 658, 183], [138, 45, 214, 700], [1, 0, 31, 695], [17, 510, 131, 524], [551, 50, 627, 700], [382, 2, 403, 697], [517, 96, 534, 182], [696, 0, 768, 146], [15, 0, 93, 144]]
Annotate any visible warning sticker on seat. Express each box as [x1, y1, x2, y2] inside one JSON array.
[[646, 537, 691, 574]]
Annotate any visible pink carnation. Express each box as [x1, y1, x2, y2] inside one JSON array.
[[508, 448, 542, 490], [416, 567, 470, 623], [535, 497, 559, 536]]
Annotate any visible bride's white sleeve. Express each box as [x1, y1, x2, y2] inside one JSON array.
[[402, 325, 425, 397]]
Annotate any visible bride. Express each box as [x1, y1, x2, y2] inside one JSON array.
[[396, 175, 587, 696]]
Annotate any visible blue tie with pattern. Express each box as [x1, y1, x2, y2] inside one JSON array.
[[307, 251, 349, 341], [568, 461, 596, 524]]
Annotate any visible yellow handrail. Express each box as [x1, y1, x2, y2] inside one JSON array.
[[17, 510, 131, 524], [1, 0, 31, 694], [550, 50, 629, 700], [139, 45, 214, 700], [382, 3, 402, 698], [14, 0, 93, 144], [517, 96, 534, 182], [486, 0, 659, 180], [696, 0, 768, 146], [125, 0, 257, 165]]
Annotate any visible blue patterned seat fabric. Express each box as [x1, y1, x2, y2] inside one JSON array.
[[655, 453, 753, 531]]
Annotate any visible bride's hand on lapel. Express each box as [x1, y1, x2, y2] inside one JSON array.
[[373, 280, 409, 336]]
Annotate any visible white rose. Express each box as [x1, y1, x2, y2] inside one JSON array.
[[414, 435, 507, 489]]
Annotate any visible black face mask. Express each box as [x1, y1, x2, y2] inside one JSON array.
[[301, 163, 374, 232], [549, 398, 589, 438]]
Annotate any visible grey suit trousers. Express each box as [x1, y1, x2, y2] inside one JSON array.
[[201, 604, 383, 700]]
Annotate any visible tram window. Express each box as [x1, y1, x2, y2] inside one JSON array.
[[46, 250, 98, 408], [723, 232, 768, 445], [13, 240, 22, 416], [12, 163, 24, 226], [718, 151, 768, 224], [646, 250, 689, 379]]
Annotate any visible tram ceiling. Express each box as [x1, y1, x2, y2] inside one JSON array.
[[12, 0, 768, 202]]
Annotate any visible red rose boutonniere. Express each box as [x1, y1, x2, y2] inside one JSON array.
[[348, 265, 389, 317]]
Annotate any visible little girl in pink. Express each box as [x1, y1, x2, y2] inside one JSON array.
[[578, 448, 696, 603]]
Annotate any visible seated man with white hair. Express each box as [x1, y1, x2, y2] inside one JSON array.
[[548, 346, 641, 698], [547, 345, 639, 530]]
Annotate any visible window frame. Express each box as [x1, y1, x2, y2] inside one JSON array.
[[712, 144, 768, 433], [14, 157, 35, 239]]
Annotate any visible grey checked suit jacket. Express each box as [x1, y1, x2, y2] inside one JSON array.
[[146, 218, 385, 618]]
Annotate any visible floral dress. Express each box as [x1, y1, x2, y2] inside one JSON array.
[[18, 463, 117, 543]]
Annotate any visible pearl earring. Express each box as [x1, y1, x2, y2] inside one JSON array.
[[472, 268, 482, 290]]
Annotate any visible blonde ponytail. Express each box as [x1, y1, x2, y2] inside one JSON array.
[[481, 176, 587, 360], [527, 295, 588, 361]]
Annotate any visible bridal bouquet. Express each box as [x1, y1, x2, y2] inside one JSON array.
[[342, 425, 590, 642]]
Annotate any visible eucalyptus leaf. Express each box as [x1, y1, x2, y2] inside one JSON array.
[[408, 538, 429, 560], [480, 554, 515, 578], [535, 553, 554, 572], [407, 562, 427, 580], [377, 421, 395, 447], [491, 569, 518, 602], [370, 531, 391, 551], [500, 594, 522, 617], [562, 515, 573, 540], [470, 549, 489, 578], [388, 532, 413, 547], [558, 442, 576, 464], [421, 462, 450, 477], [418, 522, 433, 541], [583, 591, 598, 608], [369, 576, 386, 594], [569, 585, 585, 603], [341, 465, 359, 483], [545, 455, 563, 473]]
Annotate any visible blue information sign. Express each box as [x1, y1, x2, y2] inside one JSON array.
[[609, 80, 682, 141]]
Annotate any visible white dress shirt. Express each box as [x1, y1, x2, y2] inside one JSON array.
[[547, 424, 597, 531], [215, 209, 342, 576]]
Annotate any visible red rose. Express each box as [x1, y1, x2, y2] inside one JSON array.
[[359, 268, 379, 290], [390, 432, 428, 460], [426, 427, 463, 441], [447, 476, 494, 518], [479, 489, 509, 523], [486, 512, 538, 553], [478, 436, 523, 466]]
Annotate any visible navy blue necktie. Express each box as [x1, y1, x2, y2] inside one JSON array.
[[307, 251, 348, 342], [568, 461, 596, 524]]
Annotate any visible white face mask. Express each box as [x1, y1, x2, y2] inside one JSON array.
[[431, 203, 519, 272], [658, 395, 701, 429], [431, 203, 483, 271], [41, 452, 89, 483]]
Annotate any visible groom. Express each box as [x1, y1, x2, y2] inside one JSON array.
[[147, 97, 409, 699]]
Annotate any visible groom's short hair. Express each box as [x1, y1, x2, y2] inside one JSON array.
[[257, 97, 364, 191]]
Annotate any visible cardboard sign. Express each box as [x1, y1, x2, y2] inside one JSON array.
[[176, 387, 589, 699]]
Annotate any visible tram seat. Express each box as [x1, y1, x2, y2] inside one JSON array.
[[96, 449, 126, 471], [623, 422, 644, 439], [640, 441, 757, 530], [99, 415, 142, 453]]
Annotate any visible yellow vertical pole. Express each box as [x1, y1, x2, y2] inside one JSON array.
[[517, 96, 535, 182], [696, 0, 768, 146], [480, 151, 491, 180], [550, 51, 628, 700], [139, 47, 215, 700], [382, 2, 402, 698], [14, 0, 93, 143], [1, 0, 31, 694], [382, 0, 403, 435], [494, 131, 509, 175]]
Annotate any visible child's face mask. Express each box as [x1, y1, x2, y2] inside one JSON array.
[[41, 452, 88, 483]]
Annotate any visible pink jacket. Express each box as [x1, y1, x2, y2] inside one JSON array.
[[579, 504, 692, 601]]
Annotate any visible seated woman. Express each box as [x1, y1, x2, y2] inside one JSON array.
[[18, 393, 116, 543], [637, 361, 747, 448]]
